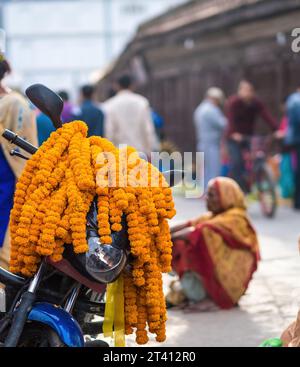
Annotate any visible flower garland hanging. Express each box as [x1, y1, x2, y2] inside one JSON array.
[[10, 121, 176, 344]]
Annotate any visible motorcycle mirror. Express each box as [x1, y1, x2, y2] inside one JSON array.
[[162, 170, 185, 187], [25, 84, 63, 129]]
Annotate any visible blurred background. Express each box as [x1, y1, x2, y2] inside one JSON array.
[[0, 0, 186, 98], [1, 0, 299, 153], [96, 0, 300, 153]]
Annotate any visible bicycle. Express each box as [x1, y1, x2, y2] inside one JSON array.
[[229, 135, 277, 218]]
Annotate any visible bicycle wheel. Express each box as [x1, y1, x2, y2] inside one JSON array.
[[256, 164, 277, 218]]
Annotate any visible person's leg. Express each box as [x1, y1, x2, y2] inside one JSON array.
[[293, 146, 300, 209], [180, 271, 207, 302], [203, 146, 213, 189], [227, 140, 247, 191], [0, 148, 15, 269], [180, 271, 219, 312], [203, 144, 222, 188]]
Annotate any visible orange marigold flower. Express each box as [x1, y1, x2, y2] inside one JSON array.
[[10, 120, 175, 346]]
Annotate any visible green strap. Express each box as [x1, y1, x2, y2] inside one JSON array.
[[259, 338, 283, 347]]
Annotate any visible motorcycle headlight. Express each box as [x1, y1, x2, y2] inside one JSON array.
[[85, 236, 125, 283]]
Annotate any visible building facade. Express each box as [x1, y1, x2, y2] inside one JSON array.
[[98, 0, 300, 153]]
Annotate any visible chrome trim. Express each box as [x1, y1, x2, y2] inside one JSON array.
[[64, 284, 81, 313]]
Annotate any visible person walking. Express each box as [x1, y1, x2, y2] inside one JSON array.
[[286, 86, 300, 209], [0, 55, 38, 269], [36, 110, 55, 145], [278, 98, 295, 200], [103, 75, 158, 157], [58, 90, 73, 123], [73, 84, 104, 137], [194, 87, 227, 188], [151, 108, 164, 142], [226, 80, 277, 192]]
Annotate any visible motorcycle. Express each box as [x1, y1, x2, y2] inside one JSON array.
[[0, 84, 182, 347]]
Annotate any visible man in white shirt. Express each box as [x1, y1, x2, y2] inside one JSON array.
[[194, 87, 227, 188], [103, 75, 158, 157]]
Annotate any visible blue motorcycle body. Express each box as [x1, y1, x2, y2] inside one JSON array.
[[27, 302, 84, 347]]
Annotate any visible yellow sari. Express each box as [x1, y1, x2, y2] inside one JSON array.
[[173, 177, 260, 308]]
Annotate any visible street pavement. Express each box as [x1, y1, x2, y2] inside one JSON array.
[[124, 194, 300, 347]]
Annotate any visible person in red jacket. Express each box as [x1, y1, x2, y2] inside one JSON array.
[[226, 80, 278, 191]]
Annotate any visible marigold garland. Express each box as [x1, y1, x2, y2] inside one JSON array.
[[10, 121, 176, 344]]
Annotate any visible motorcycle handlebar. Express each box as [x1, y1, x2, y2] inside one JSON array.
[[0, 266, 26, 287], [2, 129, 38, 155]]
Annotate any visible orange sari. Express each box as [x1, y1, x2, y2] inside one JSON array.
[[173, 178, 260, 309]]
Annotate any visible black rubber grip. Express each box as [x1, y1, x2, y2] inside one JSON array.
[[2, 129, 38, 155]]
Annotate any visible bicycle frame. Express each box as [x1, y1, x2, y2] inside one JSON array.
[[238, 135, 277, 217], [240, 136, 271, 190]]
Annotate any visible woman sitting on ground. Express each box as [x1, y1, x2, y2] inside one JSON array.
[[169, 177, 260, 310]]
